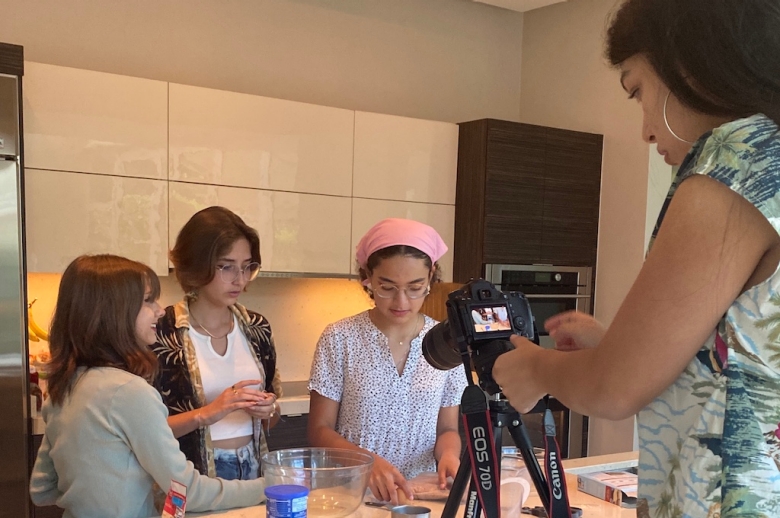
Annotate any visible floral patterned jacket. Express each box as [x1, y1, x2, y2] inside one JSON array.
[[152, 300, 282, 477], [637, 114, 780, 518]]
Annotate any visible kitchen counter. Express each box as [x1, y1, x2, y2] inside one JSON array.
[[187, 452, 639, 517]]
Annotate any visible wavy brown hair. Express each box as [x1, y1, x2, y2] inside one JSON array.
[[47, 255, 160, 405], [606, 0, 780, 125], [169, 206, 262, 294]]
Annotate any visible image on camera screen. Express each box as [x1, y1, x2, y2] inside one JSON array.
[[470, 305, 511, 333]]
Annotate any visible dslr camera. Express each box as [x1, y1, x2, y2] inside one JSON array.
[[422, 278, 535, 395]]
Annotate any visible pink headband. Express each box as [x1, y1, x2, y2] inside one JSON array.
[[355, 218, 448, 270]]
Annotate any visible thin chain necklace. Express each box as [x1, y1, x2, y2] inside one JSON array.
[[189, 309, 234, 340], [393, 314, 421, 371], [398, 313, 422, 347], [370, 310, 422, 347]]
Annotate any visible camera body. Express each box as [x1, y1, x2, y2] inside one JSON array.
[[422, 279, 535, 394]]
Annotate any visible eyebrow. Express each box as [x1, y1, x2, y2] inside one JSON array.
[[378, 277, 427, 284], [619, 70, 630, 92], [217, 257, 253, 263]]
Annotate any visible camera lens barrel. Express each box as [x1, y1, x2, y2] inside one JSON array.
[[421, 321, 462, 371]]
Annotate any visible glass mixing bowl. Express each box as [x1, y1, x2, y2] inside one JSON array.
[[262, 448, 374, 517]]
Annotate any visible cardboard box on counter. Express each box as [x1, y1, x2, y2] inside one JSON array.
[[576, 466, 638, 509]]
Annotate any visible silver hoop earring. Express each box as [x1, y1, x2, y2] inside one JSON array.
[[663, 91, 695, 144]]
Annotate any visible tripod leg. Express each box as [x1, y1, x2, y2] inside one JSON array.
[[506, 411, 551, 504]]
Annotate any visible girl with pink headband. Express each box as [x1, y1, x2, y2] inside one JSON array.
[[307, 218, 468, 505]]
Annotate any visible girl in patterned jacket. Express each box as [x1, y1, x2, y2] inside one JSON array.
[[153, 206, 282, 481], [493, 1, 780, 517], [308, 218, 468, 506]]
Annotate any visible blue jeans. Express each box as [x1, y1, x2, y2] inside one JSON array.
[[214, 441, 260, 480]]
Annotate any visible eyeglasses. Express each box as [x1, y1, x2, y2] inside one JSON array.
[[216, 262, 261, 283], [368, 283, 431, 300]]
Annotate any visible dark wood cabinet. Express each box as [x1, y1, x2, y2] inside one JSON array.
[[454, 119, 603, 282], [266, 414, 310, 451]]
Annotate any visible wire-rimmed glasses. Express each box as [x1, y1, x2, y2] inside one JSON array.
[[368, 283, 431, 299], [216, 262, 261, 283]]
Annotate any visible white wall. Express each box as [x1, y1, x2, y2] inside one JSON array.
[[518, 0, 648, 455], [0, 0, 524, 123]]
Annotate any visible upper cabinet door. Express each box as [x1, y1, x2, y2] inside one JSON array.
[[23, 62, 167, 179], [351, 198, 455, 282], [169, 182, 352, 275], [169, 84, 354, 196], [353, 112, 458, 205], [25, 169, 169, 275]]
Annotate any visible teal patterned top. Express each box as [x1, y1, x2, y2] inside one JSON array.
[[638, 114, 780, 518]]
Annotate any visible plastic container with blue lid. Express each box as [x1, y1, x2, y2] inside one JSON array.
[[265, 484, 309, 518]]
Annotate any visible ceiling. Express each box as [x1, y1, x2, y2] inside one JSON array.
[[472, 0, 567, 13]]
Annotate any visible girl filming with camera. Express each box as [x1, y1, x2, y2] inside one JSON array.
[[30, 255, 266, 518], [308, 218, 468, 505], [493, 0, 780, 515]]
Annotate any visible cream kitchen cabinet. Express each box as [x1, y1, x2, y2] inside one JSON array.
[[351, 198, 455, 282], [352, 111, 458, 205], [168, 84, 354, 196], [25, 169, 169, 275], [169, 182, 352, 274], [23, 62, 167, 179]]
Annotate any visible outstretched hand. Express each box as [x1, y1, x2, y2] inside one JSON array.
[[544, 311, 606, 351], [493, 335, 546, 414]]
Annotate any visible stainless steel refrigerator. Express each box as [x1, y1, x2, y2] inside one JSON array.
[[0, 42, 31, 518]]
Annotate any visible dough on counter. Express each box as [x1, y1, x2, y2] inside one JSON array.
[[407, 472, 451, 501]]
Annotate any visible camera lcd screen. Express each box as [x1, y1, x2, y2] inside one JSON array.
[[470, 305, 512, 333]]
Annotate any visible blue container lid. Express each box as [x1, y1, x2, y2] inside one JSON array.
[[264, 484, 309, 500]]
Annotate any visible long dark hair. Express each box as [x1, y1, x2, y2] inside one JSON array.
[[170, 206, 262, 294], [606, 0, 780, 125], [47, 255, 160, 405]]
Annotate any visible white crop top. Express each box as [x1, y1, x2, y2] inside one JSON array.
[[190, 315, 264, 441]]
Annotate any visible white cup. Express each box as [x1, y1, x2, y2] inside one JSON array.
[[500, 476, 531, 516]]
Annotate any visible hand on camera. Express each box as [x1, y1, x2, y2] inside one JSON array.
[[492, 336, 546, 414], [544, 311, 606, 351], [368, 455, 413, 506], [200, 379, 264, 425]]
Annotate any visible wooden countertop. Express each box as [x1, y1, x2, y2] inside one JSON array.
[[187, 452, 639, 517]]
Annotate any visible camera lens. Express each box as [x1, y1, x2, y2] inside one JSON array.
[[421, 320, 462, 371]]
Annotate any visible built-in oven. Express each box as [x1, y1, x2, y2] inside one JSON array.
[[485, 264, 593, 459]]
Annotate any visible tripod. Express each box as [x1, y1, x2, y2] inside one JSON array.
[[442, 393, 550, 518]]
